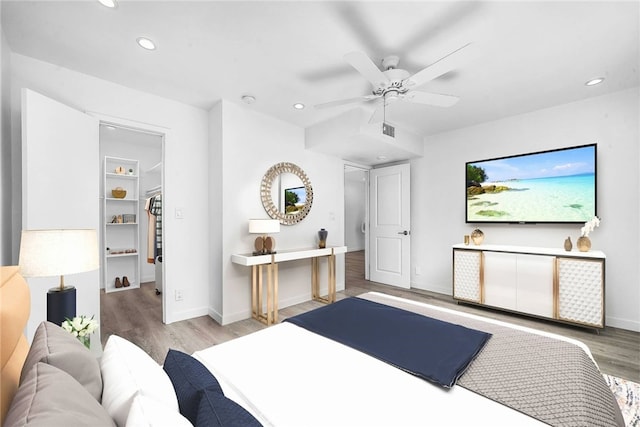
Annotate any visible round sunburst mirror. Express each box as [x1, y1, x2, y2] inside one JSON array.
[[260, 162, 313, 225]]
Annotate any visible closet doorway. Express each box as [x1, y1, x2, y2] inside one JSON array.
[[344, 165, 369, 280], [99, 123, 165, 321]]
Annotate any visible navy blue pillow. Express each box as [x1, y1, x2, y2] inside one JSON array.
[[163, 349, 224, 424], [196, 388, 262, 427]]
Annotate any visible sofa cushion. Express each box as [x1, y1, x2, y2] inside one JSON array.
[[101, 335, 178, 427], [20, 321, 102, 401], [163, 349, 223, 424], [4, 362, 115, 427]]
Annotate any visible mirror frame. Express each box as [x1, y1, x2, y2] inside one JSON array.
[[260, 162, 313, 225]]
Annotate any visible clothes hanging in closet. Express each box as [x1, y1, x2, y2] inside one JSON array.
[[145, 194, 162, 263]]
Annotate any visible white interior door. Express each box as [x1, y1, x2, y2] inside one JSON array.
[[369, 163, 410, 288], [22, 88, 99, 344]]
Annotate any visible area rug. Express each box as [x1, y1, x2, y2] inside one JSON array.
[[604, 374, 640, 427]]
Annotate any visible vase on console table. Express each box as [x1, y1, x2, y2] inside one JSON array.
[[471, 229, 484, 245], [577, 236, 591, 252], [564, 236, 572, 251], [318, 228, 328, 249]]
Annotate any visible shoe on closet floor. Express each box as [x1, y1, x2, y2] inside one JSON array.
[[122, 276, 130, 287], [115, 277, 122, 288]]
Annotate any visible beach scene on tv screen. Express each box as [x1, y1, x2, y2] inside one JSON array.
[[466, 146, 596, 222]]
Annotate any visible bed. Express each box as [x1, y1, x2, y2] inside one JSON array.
[[1, 265, 624, 427]]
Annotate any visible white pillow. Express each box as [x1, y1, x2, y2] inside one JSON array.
[[100, 335, 179, 427], [126, 394, 192, 427]]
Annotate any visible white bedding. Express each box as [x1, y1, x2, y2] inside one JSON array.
[[194, 292, 595, 427]]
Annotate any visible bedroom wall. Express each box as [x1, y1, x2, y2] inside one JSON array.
[[411, 87, 640, 331], [0, 17, 12, 265], [214, 100, 346, 325], [9, 54, 210, 342]]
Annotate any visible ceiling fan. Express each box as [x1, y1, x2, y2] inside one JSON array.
[[315, 43, 471, 116]]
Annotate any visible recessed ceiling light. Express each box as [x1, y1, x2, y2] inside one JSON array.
[[585, 77, 604, 86], [136, 37, 156, 51], [242, 95, 256, 104], [98, 0, 117, 8], [293, 103, 305, 110], [376, 155, 387, 161]]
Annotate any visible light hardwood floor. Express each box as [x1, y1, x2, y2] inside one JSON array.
[[101, 251, 640, 382]]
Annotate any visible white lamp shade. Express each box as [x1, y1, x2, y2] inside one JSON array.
[[18, 229, 100, 278], [248, 219, 280, 234]]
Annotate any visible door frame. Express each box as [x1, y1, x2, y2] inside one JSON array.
[[343, 163, 371, 280], [88, 111, 169, 323]]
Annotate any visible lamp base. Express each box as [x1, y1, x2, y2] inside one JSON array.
[[47, 286, 76, 326]]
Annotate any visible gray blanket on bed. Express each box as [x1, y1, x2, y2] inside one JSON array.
[[359, 293, 624, 427]]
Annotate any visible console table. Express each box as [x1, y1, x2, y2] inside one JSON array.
[[231, 246, 347, 325], [452, 244, 606, 329]]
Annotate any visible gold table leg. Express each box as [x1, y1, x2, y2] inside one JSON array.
[[311, 249, 337, 304], [250, 259, 279, 326]]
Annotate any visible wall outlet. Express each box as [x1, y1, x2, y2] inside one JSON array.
[[415, 266, 422, 276], [175, 289, 184, 301]]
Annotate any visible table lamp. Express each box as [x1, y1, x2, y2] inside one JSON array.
[[249, 219, 280, 255], [18, 229, 99, 326]]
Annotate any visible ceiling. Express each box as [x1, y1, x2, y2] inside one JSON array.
[[2, 1, 639, 165]]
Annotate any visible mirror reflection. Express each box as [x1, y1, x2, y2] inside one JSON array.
[[261, 163, 313, 225]]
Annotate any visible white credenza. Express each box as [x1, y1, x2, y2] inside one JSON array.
[[452, 244, 606, 329]]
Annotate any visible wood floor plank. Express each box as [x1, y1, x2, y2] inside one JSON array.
[[100, 251, 640, 382]]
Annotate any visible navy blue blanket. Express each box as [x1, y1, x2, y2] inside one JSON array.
[[284, 297, 491, 388]]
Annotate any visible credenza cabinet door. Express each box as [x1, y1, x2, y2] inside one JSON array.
[[557, 257, 604, 328], [516, 254, 554, 318], [453, 250, 482, 303], [483, 252, 518, 311]]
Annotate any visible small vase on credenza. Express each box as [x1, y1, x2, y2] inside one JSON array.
[[564, 236, 572, 251], [577, 236, 591, 252]]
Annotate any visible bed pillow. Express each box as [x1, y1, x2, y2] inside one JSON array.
[[163, 349, 224, 424], [5, 362, 115, 426], [126, 394, 192, 427], [196, 388, 262, 427], [100, 335, 178, 427], [20, 321, 103, 401]]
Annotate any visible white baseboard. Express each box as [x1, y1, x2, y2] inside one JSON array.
[[166, 306, 209, 324], [411, 281, 451, 296], [605, 315, 640, 332]]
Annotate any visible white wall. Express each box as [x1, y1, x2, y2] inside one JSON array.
[[0, 17, 12, 265], [10, 53, 210, 332], [345, 168, 367, 251], [216, 100, 345, 324], [411, 87, 640, 331]]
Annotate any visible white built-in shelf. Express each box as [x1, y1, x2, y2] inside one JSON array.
[[106, 223, 138, 226], [105, 197, 137, 202], [106, 252, 138, 259], [105, 172, 138, 179]]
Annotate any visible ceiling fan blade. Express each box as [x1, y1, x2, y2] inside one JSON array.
[[405, 91, 459, 107], [344, 51, 390, 88], [314, 94, 380, 109], [405, 42, 472, 88]]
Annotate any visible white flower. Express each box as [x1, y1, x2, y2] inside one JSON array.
[[61, 315, 98, 339], [581, 216, 601, 237]]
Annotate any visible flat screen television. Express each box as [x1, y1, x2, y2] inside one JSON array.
[[466, 143, 597, 224]]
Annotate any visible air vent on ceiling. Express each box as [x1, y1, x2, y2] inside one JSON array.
[[382, 123, 395, 138]]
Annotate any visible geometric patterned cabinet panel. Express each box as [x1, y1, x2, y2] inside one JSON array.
[[453, 249, 482, 303], [557, 257, 604, 328]]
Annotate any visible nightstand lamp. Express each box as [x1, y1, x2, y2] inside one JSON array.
[[18, 229, 99, 326], [249, 219, 280, 255]]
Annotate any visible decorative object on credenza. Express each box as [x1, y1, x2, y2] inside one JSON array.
[[249, 219, 280, 255], [564, 236, 572, 251], [111, 187, 126, 198], [464, 235, 470, 245], [61, 315, 98, 349], [318, 228, 328, 249], [578, 216, 600, 252], [471, 228, 484, 245], [128, 168, 134, 176], [18, 229, 99, 326], [115, 166, 125, 174]]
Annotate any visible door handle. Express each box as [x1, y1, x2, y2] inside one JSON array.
[[398, 230, 410, 235]]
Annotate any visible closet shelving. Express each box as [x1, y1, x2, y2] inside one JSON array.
[[103, 156, 140, 293]]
